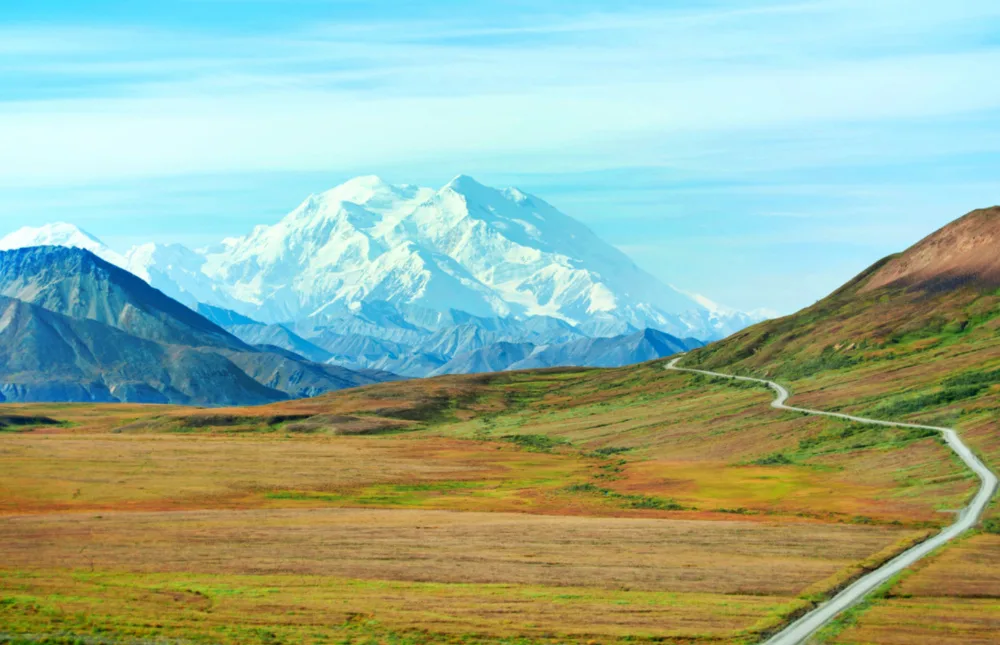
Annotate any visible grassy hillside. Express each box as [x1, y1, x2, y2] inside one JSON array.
[[687, 207, 1000, 644]]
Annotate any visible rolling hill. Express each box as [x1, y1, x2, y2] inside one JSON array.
[[687, 206, 1000, 385]]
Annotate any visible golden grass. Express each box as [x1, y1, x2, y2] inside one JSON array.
[[0, 569, 798, 644], [830, 534, 1000, 644], [0, 507, 929, 645], [0, 425, 966, 526], [895, 534, 1000, 598], [0, 434, 591, 516], [0, 508, 920, 596], [831, 598, 1000, 645], [0, 343, 985, 642]]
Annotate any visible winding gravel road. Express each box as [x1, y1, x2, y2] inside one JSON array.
[[666, 355, 999, 645]]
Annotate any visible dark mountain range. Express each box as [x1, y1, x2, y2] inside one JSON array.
[[196, 303, 262, 327], [0, 246, 242, 350], [0, 295, 284, 404], [227, 323, 333, 364], [511, 328, 704, 371], [428, 328, 704, 376], [0, 247, 395, 404]]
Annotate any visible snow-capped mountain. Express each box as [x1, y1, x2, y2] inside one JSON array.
[[0, 175, 768, 341], [0, 222, 128, 269], [125, 242, 237, 310], [192, 174, 760, 339]]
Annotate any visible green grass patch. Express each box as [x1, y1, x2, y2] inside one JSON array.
[[564, 482, 687, 511], [500, 434, 570, 452], [943, 368, 1000, 388], [588, 446, 634, 457], [795, 422, 939, 460], [869, 385, 987, 418], [749, 453, 794, 466], [0, 415, 62, 433]]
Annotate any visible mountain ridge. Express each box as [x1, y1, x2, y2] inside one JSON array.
[[0, 246, 396, 404], [0, 175, 767, 343]]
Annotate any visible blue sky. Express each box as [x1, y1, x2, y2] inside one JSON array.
[[1, 0, 999, 313]]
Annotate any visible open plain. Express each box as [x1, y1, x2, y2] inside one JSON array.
[[0, 360, 978, 645]]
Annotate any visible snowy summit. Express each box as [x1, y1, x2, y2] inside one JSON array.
[[0, 176, 765, 340]]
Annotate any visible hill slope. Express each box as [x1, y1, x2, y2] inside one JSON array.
[[0, 246, 242, 350], [678, 208, 1000, 645], [689, 206, 1000, 381]]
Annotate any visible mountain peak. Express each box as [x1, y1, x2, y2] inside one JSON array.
[[0, 222, 127, 268], [339, 174, 391, 190], [1, 221, 101, 248], [444, 174, 488, 193], [861, 206, 1000, 293], [306, 175, 430, 217]]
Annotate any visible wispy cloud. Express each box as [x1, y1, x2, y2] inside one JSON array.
[[0, 0, 998, 312]]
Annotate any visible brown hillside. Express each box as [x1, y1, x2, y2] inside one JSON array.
[[689, 206, 1000, 379], [861, 206, 1000, 293]]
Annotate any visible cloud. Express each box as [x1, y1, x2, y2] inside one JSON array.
[[0, 2, 998, 186], [3, 44, 1000, 187], [1, 0, 998, 313]]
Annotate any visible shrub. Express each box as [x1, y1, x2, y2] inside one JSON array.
[[563, 483, 685, 511], [944, 369, 1000, 388], [873, 385, 986, 418], [751, 452, 794, 466], [501, 433, 568, 452], [591, 446, 633, 457]]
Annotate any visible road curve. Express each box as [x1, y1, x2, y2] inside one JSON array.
[[666, 355, 998, 645]]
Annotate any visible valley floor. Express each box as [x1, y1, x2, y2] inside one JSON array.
[[0, 360, 991, 644]]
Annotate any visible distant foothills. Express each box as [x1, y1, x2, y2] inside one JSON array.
[[0, 176, 766, 404]]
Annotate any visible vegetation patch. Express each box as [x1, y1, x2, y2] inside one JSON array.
[[564, 482, 687, 511], [0, 415, 60, 432], [588, 446, 634, 457], [943, 368, 1000, 389], [869, 385, 987, 418], [750, 452, 795, 466], [501, 434, 570, 452], [795, 422, 939, 459]]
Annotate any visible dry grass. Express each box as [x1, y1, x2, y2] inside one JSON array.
[[831, 599, 1000, 645], [0, 508, 925, 644], [0, 507, 919, 596], [830, 534, 1000, 644], [895, 534, 1000, 598], [0, 333, 986, 642], [0, 434, 592, 516], [0, 569, 797, 644]]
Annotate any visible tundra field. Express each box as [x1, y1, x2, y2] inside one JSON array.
[[1, 349, 996, 645]]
